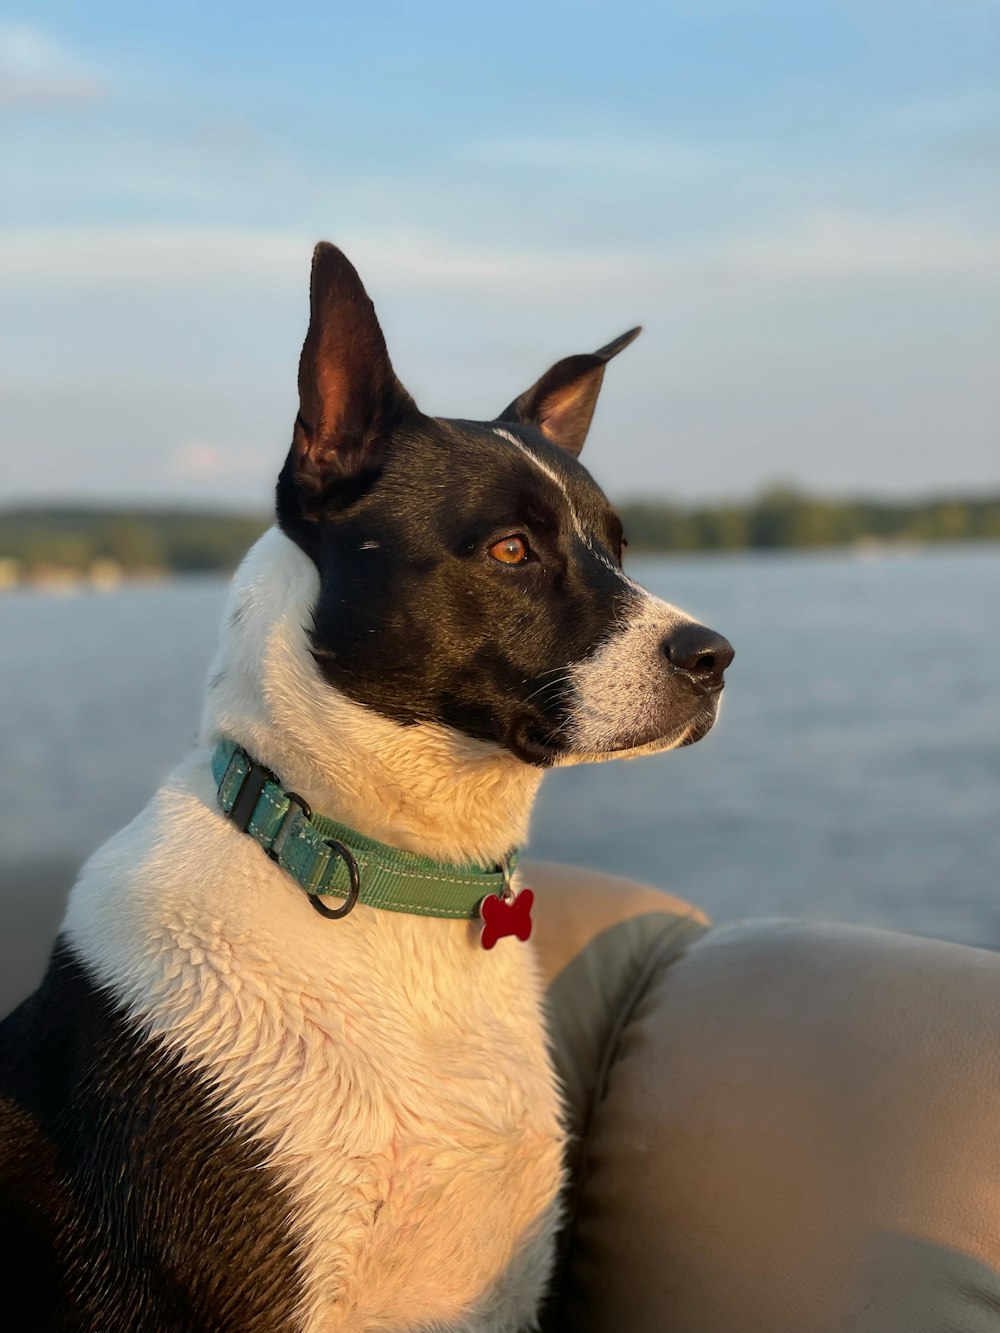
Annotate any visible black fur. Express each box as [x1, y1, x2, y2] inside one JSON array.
[[278, 418, 633, 765], [276, 243, 646, 766], [0, 944, 304, 1331]]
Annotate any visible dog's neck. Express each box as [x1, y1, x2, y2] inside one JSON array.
[[200, 528, 543, 868]]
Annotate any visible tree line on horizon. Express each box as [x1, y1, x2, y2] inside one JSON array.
[[0, 489, 998, 578], [618, 486, 1000, 552]]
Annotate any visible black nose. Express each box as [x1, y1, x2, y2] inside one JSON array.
[[663, 623, 735, 691]]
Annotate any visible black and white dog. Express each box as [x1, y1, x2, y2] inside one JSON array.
[[0, 244, 732, 1332]]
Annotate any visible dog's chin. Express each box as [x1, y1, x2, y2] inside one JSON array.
[[507, 713, 567, 767], [552, 699, 721, 768]]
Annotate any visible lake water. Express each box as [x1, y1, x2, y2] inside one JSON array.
[[1, 545, 998, 1007]]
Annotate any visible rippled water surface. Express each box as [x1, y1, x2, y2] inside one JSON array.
[[1, 546, 997, 985]]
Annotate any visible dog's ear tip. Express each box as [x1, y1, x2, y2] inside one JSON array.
[[311, 241, 364, 281], [308, 243, 371, 309], [597, 326, 642, 361], [312, 241, 351, 270]]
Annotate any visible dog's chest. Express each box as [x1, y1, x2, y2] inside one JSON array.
[[66, 782, 564, 1332], [293, 1005, 564, 1333], [260, 964, 563, 1332]]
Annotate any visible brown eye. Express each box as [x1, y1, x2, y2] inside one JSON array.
[[489, 534, 530, 565]]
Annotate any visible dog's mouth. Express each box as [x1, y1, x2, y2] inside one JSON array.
[[556, 699, 721, 766], [512, 690, 722, 768], [508, 712, 570, 767]]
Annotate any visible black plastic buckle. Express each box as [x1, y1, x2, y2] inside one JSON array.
[[225, 749, 277, 833], [309, 839, 361, 920]]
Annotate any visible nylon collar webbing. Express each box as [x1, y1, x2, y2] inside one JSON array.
[[211, 739, 516, 919]]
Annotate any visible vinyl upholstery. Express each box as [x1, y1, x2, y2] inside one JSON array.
[[525, 860, 1000, 1333]]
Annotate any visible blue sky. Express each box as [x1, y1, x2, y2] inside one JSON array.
[[2, 1, 998, 507]]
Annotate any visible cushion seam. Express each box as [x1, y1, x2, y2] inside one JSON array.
[[546, 913, 711, 1315]]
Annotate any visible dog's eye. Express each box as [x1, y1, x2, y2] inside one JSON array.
[[489, 534, 530, 565]]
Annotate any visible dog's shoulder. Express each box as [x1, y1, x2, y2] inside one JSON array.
[[0, 942, 308, 1331]]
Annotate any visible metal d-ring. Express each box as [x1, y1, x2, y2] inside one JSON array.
[[309, 838, 361, 920]]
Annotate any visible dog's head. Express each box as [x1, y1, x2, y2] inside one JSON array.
[[275, 243, 732, 769]]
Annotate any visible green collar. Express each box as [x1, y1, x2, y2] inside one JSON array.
[[212, 739, 517, 921]]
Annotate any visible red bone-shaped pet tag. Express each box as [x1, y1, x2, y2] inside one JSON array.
[[479, 887, 534, 950]]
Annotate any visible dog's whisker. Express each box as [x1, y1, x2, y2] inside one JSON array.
[[521, 674, 572, 706], [540, 714, 574, 746]]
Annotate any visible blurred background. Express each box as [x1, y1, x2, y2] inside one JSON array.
[[1, 1, 998, 1012]]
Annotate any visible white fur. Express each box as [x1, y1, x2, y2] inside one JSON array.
[[562, 592, 715, 761], [63, 528, 563, 1333], [492, 427, 584, 541], [492, 426, 642, 596]]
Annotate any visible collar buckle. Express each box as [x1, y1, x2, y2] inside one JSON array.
[[223, 746, 277, 833]]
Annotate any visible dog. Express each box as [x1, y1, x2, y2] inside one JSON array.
[[0, 243, 733, 1331]]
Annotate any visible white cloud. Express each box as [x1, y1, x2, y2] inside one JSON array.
[[0, 26, 105, 105], [708, 213, 1000, 277], [459, 135, 731, 178], [871, 88, 1000, 138], [169, 440, 234, 478], [0, 228, 309, 289], [1, 212, 997, 296], [2, 212, 998, 505], [0, 226, 645, 294]]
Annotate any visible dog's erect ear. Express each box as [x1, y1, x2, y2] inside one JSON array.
[[292, 242, 415, 497], [496, 327, 641, 457]]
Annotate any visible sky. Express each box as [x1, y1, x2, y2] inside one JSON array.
[[1, 1, 998, 509]]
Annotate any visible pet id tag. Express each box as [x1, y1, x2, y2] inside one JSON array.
[[478, 856, 533, 950], [479, 886, 534, 949]]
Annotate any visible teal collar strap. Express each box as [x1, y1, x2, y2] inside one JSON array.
[[212, 739, 517, 920]]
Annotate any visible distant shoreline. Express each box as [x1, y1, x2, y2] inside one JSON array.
[[4, 536, 1000, 596], [1, 491, 998, 586]]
